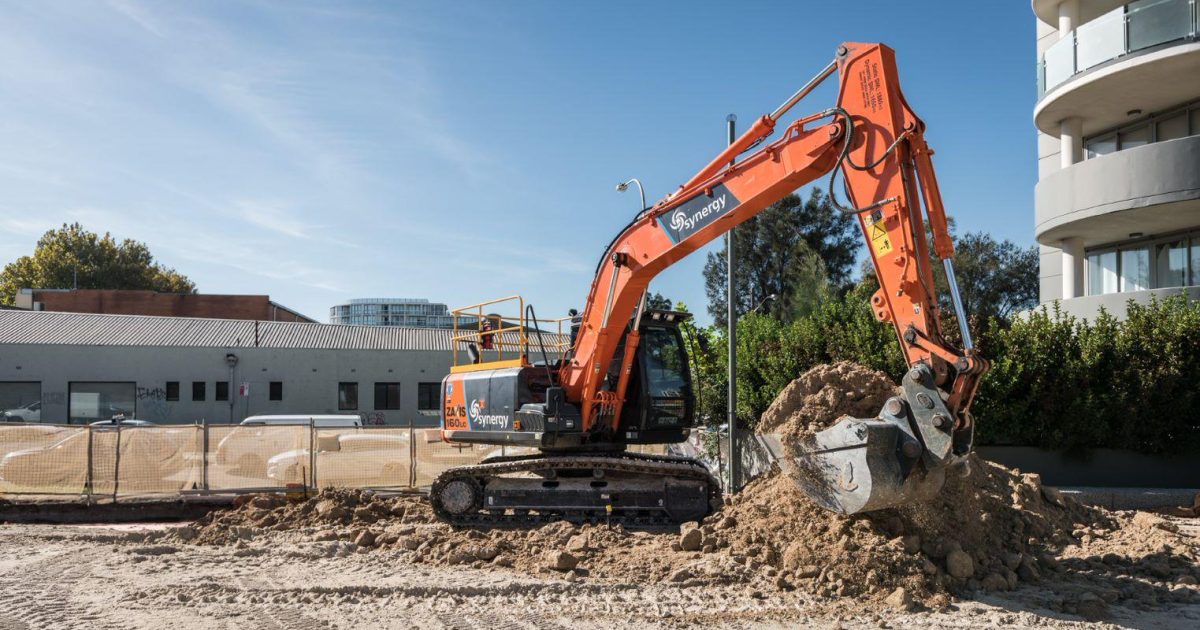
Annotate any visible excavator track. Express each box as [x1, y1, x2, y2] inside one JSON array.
[[429, 452, 722, 530]]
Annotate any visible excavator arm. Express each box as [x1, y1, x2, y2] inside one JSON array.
[[562, 42, 988, 512]]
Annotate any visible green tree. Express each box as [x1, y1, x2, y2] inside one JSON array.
[[934, 232, 1038, 323], [703, 188, 858, 326], [645, 291, 674, 311], [0, 223, 195, 303]]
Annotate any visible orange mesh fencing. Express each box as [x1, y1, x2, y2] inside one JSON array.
[[0, 423, 718, 499], [309, 428, 413, 489], [0, 425, 88, 495], [207, 424, 310, 491]]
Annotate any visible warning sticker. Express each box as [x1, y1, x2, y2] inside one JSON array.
[[866, 213, 893, 257]]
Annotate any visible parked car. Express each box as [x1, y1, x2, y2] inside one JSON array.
[[266, 432, 409, 487], [0, 424, 71, 460], [213, 415, 362, 477], [89, 418, 158, 427], [2, 401, 40, 422]]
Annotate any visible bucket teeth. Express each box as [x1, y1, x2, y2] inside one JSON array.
[[758, 414, 947, 514]]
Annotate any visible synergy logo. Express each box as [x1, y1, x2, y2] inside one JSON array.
[[468, 398, 509, 428], [668, 194, 727, 232], [657, 184, 740, 244]]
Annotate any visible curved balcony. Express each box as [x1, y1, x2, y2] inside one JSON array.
[[1035, 135, 1200, 245], [1035, 0, 1200, 135]]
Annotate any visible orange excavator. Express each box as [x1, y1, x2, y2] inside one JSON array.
[[432, 42, 988, 526]]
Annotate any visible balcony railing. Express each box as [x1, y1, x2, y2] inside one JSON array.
[[1037, 0, 1198, 98]]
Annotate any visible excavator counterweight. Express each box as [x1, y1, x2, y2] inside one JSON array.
[[431, 42, 987, 526]]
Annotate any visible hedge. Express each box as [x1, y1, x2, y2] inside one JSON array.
[[690, 292, 1200, 455]]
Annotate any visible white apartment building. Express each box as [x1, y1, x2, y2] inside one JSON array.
[[1033, 0, 1200, 317]]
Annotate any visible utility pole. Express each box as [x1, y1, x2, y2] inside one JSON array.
[[725, 113, 739, 492]]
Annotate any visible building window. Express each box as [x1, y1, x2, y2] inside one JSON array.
[[1119, 247, 1149, 292], [1117, 124, 1150, 150], [165, 381, 180, 402], [1087, 231, 1200, 296], [1156, 240, 1188, 288], [192, 382, 206, 401], [374, 382, 400, 410], [1087, 251, 1117, 295], [1084, 100, 1200, 160], [269, 381, 283, 401], [1192, 240, 1200, 286], [338, 382, 359, 411], [0, 382, 41, 421], [215, 381, 229, 402], [1157, 112, 1189, 142], [69, 382, 135, 424], [417, 382, 440, 411], [1085, 134, 1116, 159]]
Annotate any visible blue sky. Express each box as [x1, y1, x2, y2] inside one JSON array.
[[0, 1, 1036, 325]]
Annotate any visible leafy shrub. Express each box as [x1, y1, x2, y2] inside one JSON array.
[[691, 291, 1200, 455]]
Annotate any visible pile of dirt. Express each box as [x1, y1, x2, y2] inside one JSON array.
[[171, 362, 1200, 618], [179, 488, 436, 546], [756, 361, 897, 442]]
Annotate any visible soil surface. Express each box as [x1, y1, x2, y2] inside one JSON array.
[[0, 362, 1197, 628], [0, 512, 1196, 629]]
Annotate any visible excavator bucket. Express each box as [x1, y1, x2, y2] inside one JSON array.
[[754, 367, 966, 514], [757, 418, 945, 514]]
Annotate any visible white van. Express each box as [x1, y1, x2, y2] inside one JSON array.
[[239, 415, 363, 427], [214, 415, 362, 478]]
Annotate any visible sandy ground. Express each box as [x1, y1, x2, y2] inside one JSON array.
[[0, 519, 1197, 630]]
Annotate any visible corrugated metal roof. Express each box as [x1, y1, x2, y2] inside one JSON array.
[[0, 310, 566, 352]]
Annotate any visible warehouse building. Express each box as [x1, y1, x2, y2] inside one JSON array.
[[0, 310, 557, 426]]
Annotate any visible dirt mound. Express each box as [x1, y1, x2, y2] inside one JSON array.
[[180, 488, 436, 545], [173, 363, 1200, 617], [756, 361, 897, 441]]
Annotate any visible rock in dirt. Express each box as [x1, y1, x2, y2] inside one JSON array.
[[679, 528, 703, 552], [353, 530, 376, 548], [945, 546, 974, 579], [1074, 591, 1109, 621], [566, 534, 589, 553], [885, 587, 914, 611], [546, 550, 578, 572]]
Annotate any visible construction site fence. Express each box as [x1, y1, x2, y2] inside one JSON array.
[[0, 423, 723, 501]]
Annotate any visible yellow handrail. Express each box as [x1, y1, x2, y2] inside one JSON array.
[[449, 296, 571, 370]]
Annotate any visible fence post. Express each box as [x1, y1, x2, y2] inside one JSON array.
[[201, 419, 210, 493], [308, 419, 316, 493], [408, 419, 417, 489], [112, 424, 122, 503], [84, 425, 94, 505]]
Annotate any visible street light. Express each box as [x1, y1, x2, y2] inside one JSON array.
[[751, 294, 777, 314], [617, 178, 651, 321], [615, 178, 646, 212]]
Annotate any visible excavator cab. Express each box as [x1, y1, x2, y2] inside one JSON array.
[[613, 311, 695, 445]]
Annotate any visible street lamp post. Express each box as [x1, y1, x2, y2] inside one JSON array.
[[725, 113, 739, 493], [617, 177, 651, 319]]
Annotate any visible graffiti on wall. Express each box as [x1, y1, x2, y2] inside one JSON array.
[[136, 387, 167, 401], [359, 411, 386, 426]]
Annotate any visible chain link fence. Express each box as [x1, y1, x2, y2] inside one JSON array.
[[0, 423, 695, 501]]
